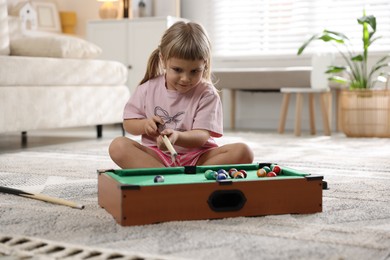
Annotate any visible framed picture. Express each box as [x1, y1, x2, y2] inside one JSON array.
[[31, 1, 61, 33], [153, 0, 180, 17]]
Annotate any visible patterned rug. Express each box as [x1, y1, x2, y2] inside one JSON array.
[[1, 129, 390, 260]]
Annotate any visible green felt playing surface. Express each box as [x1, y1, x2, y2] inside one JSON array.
[[105, 163, 311, 186]]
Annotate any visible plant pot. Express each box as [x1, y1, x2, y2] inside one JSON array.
[[339, 89, 390, 137]]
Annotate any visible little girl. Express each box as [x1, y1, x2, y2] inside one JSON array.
[[109, 21, 253, 168]]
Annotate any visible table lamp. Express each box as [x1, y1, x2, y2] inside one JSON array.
[[97, 0, 118, 19]]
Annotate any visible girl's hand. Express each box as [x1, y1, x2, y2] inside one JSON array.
[[144, 116, 163, 137], [157, 129, 179, 151]]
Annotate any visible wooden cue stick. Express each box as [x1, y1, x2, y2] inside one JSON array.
[[162, 135, 178, 162], [0, 186, 85, 209]]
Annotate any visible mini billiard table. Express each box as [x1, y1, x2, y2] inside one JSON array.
[[97, 163, 325, 226]]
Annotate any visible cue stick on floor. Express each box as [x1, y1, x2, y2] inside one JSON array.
[[0, 186, 85, 209], [162, 135, 178, 163]]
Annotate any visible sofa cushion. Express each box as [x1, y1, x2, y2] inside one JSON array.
[[10, 34, 102, 59], [0, 85, 130, 133], [0, 0, 10, 55], [0, 56, 128, 86]]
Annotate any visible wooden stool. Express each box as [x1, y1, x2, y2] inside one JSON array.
[[278, 88, 332, 136]]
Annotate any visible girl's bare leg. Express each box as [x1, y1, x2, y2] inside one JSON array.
[[109, 136, 165, 169], [197, 143, 254, 166]]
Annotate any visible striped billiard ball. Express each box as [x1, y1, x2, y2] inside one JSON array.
[[228, 168, 238, 178], [238, 170, 247, 178], [233, 171, 244, 179]]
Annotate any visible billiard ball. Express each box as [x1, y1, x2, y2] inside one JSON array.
[[267, 172, 277, 177], [217, 169, 228, 175], [257, 168, 267, 177], [205, 170, 217, 180], [217, 172, 228, 180], [271, 165, 282, 175], [262, 166, 271, 173], [154, 175, 165, 183], [233, 171, 244, 179], [228, 168, 238, 178], [217, 169, 229, 179], [238, 170, 247, 178]]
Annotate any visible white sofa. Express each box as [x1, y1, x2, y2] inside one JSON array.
[[0, 0, 130, 142]]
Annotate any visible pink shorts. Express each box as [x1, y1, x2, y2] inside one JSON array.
[[148, 146, 215, 167]]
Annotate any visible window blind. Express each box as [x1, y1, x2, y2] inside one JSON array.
[[207, 0, 390, 57]]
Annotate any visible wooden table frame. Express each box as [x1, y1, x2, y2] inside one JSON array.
[[97, 163, 324, 226]]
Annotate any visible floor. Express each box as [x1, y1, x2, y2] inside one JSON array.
[[2, 125, 275, 153], [2, 126, 390, 260]]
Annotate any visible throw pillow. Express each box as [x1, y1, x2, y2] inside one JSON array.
[[0, 0, 10, 55], [10, 34, 102, 59]]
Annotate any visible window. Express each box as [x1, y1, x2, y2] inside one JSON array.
[[208, 0, 390, 58]]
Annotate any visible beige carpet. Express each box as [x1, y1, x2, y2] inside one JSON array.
[[1, 128, 390, 260]]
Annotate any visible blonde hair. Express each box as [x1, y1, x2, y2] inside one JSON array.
[[140, 21, 212, 85]]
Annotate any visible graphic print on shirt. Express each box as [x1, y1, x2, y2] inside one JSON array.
[[154, 106, 184, 132]]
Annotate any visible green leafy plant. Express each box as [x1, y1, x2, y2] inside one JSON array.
[[297, 11, 390, 90]]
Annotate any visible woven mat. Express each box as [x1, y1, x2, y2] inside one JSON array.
[[1, 131, 390, 260]]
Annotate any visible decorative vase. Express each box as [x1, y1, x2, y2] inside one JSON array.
[[339, 89, 390, 137], [138, 0, 146, 17]]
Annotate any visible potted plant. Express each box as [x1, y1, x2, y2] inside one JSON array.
[[297, 10, 390, 137]]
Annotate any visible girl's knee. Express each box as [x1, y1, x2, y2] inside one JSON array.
[[233, 143, 254, 163], [109, 136, 128, 159]]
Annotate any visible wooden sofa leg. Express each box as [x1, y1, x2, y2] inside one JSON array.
[[121, 124, 125, 136], [96, 125, 103, 138], [21, 131, 27, 146]]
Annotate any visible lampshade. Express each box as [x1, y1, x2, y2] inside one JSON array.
[[97, 0, 119, 19]]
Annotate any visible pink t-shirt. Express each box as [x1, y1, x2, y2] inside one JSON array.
[[123, 75, 223, 154]]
